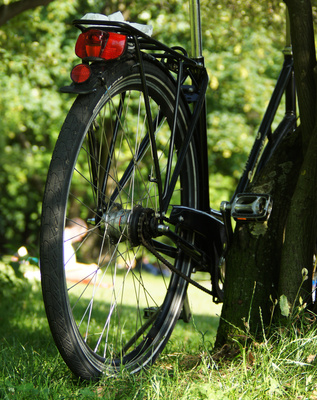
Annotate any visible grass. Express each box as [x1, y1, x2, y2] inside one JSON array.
[[1, 262, 317, 399]]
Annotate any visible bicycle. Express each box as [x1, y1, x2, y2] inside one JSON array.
[[40, 1, 296, 380]]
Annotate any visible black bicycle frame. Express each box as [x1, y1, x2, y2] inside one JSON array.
[[73, 17, 210, 212], [232, 52, 296, 199], [70, 6, 296, 303], [74, 15, 296, 218]]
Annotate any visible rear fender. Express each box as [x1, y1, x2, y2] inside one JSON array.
[[60, 63, 106, 95]]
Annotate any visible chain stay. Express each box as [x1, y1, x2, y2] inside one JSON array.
[[140, 236, 213, 296]]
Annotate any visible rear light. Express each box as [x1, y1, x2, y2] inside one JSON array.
[[71, 64, 91, 83], [75, 29, 127, 60]]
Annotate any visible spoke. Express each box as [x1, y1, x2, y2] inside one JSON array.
[[121, 308, 160, 355], [109, 107, 166, 207], [100, 93, 126, 204]]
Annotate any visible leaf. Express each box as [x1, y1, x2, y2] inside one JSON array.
[[279, 295, 290, 317]]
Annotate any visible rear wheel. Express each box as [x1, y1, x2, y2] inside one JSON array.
[[40, 57, 200, 379]]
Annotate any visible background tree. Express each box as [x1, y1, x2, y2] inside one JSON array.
[[216, 0, 317, 347], [0, 0, 286, 257]]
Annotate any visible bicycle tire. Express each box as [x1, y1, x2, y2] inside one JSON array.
[[40, 55, 200, 380]]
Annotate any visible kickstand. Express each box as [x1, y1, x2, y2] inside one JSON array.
[[179, 293, 192, 323]]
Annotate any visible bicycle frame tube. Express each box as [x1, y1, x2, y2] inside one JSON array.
[[232, 53, 295, 197], [232, 7, 296, 197], [284, 10, 296, 116], [189, 0, 203, 59], [161, 66, 210, 212]]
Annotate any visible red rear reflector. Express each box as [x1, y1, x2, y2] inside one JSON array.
[[103, 32, 127, 59], [71, 64, 91, 83], [75, 29, 127, 60]]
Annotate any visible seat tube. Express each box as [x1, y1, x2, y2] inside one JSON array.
[[283, 6, 296, 116], [285, 6, 291, 52], [189, 0, 203, 59]]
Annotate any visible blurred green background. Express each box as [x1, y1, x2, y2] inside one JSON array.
[[0, 0, 295, 258]]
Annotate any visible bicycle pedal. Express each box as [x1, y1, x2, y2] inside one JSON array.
[[231, 193, 272, 222]]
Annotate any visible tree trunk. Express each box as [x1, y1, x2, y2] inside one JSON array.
[[278, 127, 317, 307], [215, 129, 302, 346], [278, 0, 317, 307], [215, 0, 317, 348]]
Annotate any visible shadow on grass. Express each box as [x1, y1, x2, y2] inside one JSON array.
[[0, 267, 221, 399], [0, 271, 220, 358], [0, 275, 54, 353]]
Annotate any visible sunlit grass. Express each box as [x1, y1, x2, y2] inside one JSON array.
[[2, 261, 317, 399]]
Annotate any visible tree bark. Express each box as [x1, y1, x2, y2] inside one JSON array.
[[215, 129, 302, 347], [284, 0, 316, 151], [278, 0, 317, 306], [278, 127, 317, 306]]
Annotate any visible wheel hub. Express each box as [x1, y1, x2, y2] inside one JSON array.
[[98, 205, 159, 246]]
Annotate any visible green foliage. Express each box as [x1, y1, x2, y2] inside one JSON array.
[[0, 0, 291, 251], [0, 1, 77, 253], [202, 1, 287, 205]]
